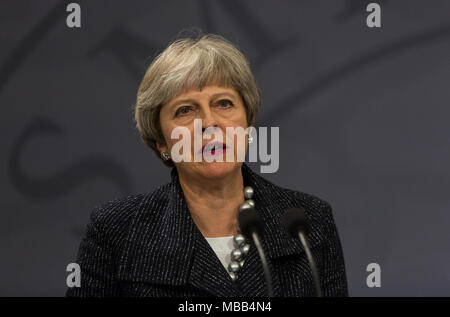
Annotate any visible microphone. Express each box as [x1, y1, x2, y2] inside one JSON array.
[[238, 207, 274, 297], [282, 207, 323, 297]]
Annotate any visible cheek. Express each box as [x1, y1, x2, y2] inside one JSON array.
[[166, 125, 195, 152], [236, 107, 248, 128], [160, 125, 173, 147], [223, 121, 249, 153], [225, 106, 248, 128], [160, 122, 180, 150], [221, 109, 248, 140], [159, 109, 172, 145]]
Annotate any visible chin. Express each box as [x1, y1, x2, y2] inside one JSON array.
[[198, 161, 241, 179]]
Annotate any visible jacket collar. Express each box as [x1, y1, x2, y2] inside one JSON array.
[[117, 164, 319, 295]]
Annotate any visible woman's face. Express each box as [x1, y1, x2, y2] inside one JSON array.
[[158, 84, 248, 180]]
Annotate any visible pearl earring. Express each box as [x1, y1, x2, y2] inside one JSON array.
[[161, 152, 170, 161]]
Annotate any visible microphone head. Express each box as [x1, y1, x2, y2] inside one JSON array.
[[282, 207, 309, 238], [238, 207, 264, 239]]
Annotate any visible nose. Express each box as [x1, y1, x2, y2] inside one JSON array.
[[200, 106, 218, 132]]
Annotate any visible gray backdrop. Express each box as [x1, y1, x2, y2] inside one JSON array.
[[1, 0, 449, 296]]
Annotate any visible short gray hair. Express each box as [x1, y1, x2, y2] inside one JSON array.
[[134, 33, 260, 166]]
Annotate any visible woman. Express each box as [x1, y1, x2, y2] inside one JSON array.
[[66, 34, 348, 297]]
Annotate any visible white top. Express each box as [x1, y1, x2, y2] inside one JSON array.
[[205, 236, 234, 274]]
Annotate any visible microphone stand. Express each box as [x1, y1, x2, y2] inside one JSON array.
[[252, 232, 274, 297], [298, 231, 322, 297]]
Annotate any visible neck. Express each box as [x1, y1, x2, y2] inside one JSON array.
[[177, 167, 245, 238]]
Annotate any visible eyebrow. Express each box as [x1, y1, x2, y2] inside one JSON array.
[[168, 99, 197, 111], [210, 92, 236, 100], [168, 92, 237, 110]]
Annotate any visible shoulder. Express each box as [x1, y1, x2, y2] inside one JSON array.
[[282, 187, 333, 218], [250, 169, 336, 234], [282, 187, 337, 233], [249, 167, 332, 216], [86, 183, 171, 240], [265, 182, 341, 250]]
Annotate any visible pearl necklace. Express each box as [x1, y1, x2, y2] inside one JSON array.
[[227, 186, 254, 281]]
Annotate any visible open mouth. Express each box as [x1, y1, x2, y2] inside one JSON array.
[[202, 142, 227, 155]]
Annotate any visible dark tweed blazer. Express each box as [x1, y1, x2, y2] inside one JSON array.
[[66, 164, 348, 297]]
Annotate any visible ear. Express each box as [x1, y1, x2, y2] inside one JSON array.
[[156, 141, 168, 155]]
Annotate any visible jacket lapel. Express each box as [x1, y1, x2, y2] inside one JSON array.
[[188, 228, 240, 296]]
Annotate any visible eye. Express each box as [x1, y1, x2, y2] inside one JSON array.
[[216, 99, 234, 109], [175, 105, 193, 117]]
